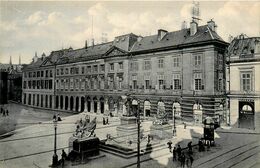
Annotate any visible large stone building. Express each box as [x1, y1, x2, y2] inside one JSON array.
[[0, 59, 24, 104], [22, 20, 228, 124], [227, 35, 260, 131]]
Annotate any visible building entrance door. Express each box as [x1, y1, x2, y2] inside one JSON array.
[[239, 101, 254, 130], [100, 98, 104, 114]]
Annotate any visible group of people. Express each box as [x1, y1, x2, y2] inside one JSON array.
[[53, 113, 62, 121], [0, 107, 9, 117], [168, 142, 194, 168]]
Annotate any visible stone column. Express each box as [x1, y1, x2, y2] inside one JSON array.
[[63, 96, 66, 110], [97, 101, 101, 114], [47, 95, 50, 108], [58, 96, 61, 110], [68, 96, 71, 111], [78, 98, 82, 112], [91, 100, 94, 113], [73, 96, 76, 111], [26, 93, 29, 105], [43, 95, 46, 108], [51, 95, 55, 109]]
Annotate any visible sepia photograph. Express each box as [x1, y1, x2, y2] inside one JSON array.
[[0, 0, 259, 167]]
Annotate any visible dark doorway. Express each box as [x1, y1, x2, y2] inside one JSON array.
[[65, 96, 68, 110], [70, 97, 74, 111], [56, 96, 59, 109], [100, 97, 104, 114], [239, 101, 255, 130], [87, 97, 91, 112], [49, 95, 52, 108], [60, 95, 63, 109], [23, 94, 26, 104], [45, 95, 48, 108], [75, 97, 79, 112], [28, 94, 31, 105], [81, 97, 85, 112], [93, 97, 97, 113]]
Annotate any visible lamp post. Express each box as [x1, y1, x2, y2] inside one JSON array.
[[52, 118, 58, 167], [132, 99, 140, 168], [173, 106, 176, 137]]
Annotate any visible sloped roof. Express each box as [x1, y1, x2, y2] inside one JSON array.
[[227, 37, 260, 56], [57, 42, 113, 64], [24, 58, 44, 69], [131, 25, 225, 53]]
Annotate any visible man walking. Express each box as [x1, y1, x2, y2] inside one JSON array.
[[167, 141, 173, 152], [177, 144, 182, 161], [172, 147, 177, 161]]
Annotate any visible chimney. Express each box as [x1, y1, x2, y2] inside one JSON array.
[[190, 21, 198, 36], [158, 29, 168, 41], [85, 40, 88, 49], [41, 52, 46, 60], [181, 21, 187, 29], [137, 36, 143, 42], [207, 19, 216, 32], [91, 38, 95, 47], [33, 52, 38, 63]]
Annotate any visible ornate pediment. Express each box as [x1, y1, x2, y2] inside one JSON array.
[[105, 46, 127, 57]]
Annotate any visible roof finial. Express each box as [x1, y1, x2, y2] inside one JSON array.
[[9, 55, 12, 65], [19, 54, 21, 65]]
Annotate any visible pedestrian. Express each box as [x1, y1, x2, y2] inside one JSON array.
[[3, 109, 5, 117], [188, 141, 193, 154], [0, 107, 3, 114], [167, 141, 173, 152], [57, 113, 62, 121], [180, 153, 186, 168], [172, 147, 177, 161], [106, 117, 109, 125], [53, 114, 57, 121], [61, 149, 67, 167], [186, 157, 190, 168], [184, 122, 187, 129], [103, 117, 106, 125], [177, 144, 182, 161], [6, 109, 8, 116], [147, 134, 151, 144], [190, 155, 194, 167]]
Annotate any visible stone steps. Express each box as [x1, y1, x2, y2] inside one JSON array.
[[99, 142, 165, 159]]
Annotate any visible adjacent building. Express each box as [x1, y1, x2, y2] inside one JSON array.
[[0, 59, 23, 104], [22, 20, 229, 125], [227, 35, 260, 131]]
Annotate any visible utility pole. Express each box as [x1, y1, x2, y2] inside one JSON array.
[[137, 102, 140, 168], [52, 118, 58, 167]]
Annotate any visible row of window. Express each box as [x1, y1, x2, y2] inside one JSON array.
[[23, 80, 53, 90], [24, 70, 53, 78], [55, 74, 210, 91], [56, 62, 124, 76]]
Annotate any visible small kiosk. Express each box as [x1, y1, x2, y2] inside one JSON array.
[[203, 117, 215, 146]]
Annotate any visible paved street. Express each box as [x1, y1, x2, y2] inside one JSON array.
[[0, 104, 260, 168]]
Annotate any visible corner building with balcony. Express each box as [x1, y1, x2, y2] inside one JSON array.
[[227, 36, 260, 131], [22, 20, 229, 125]]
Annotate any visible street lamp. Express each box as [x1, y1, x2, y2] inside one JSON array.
[[52, 118, 58, 167], [132, 99, 140, 168], [173, 106, 176, 137]]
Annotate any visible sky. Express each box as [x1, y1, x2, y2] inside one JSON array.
[[0, 0, 259, 64]]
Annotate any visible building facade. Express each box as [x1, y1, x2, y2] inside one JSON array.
[[0, 62, 23, 104], [227, 35, 260, 131], [22, 20, 229, 125]]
